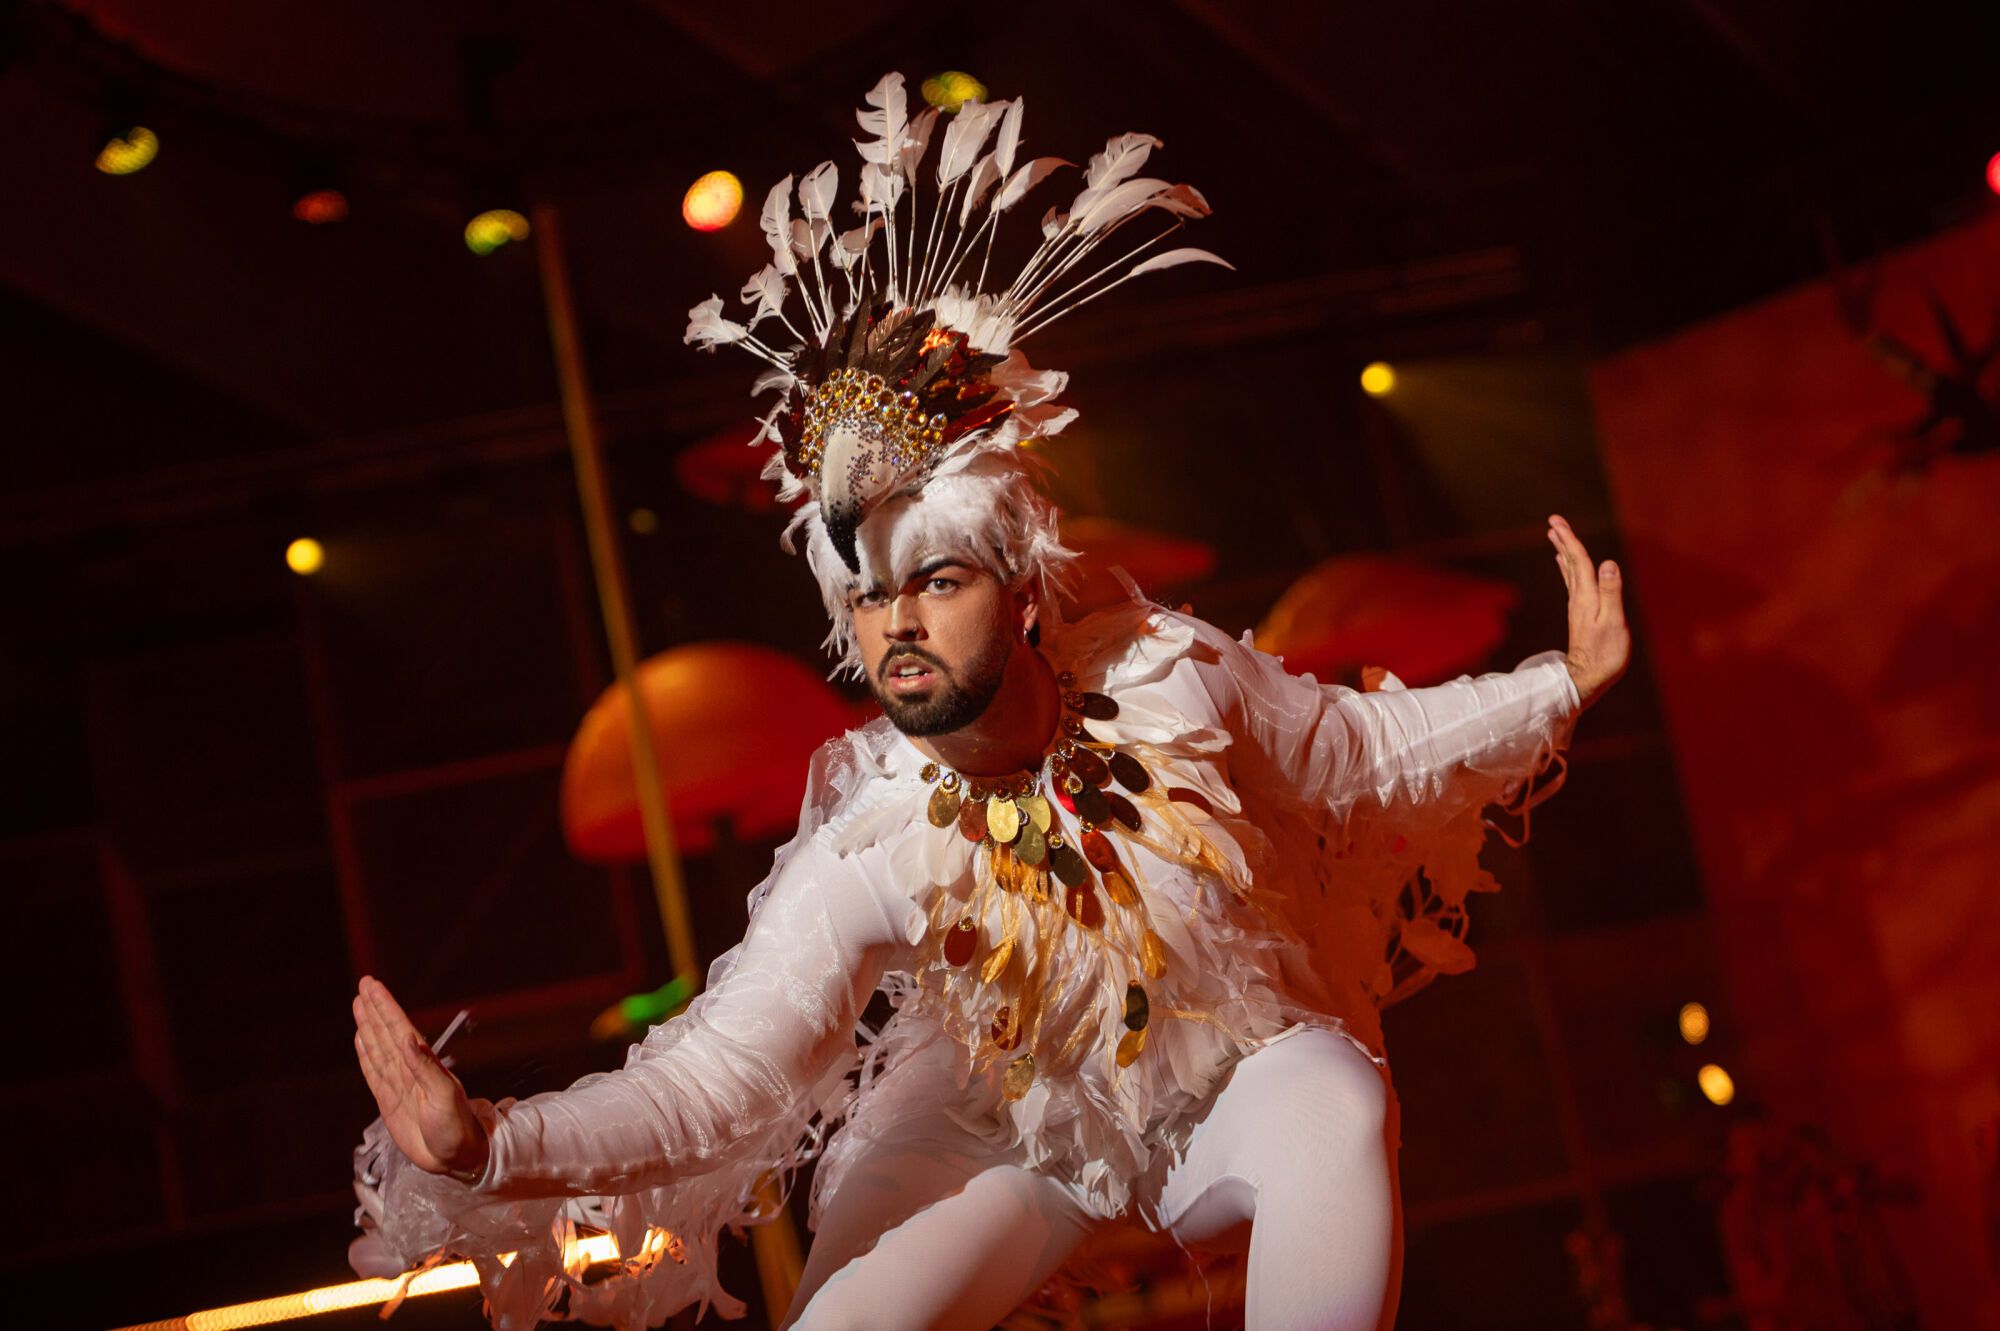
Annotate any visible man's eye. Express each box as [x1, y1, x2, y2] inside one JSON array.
[[854, 590, 887, 609], [926, 577, 959, 594]]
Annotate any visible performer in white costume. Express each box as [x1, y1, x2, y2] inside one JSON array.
[[349, 74, 1629, 1331]]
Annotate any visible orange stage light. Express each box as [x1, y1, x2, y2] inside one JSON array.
[[110, 1235, 626, 1331], [682, 170, 744, 231]]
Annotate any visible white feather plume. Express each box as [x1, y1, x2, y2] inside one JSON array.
[[759, 176, 797, 277], [798, 161, 838, 223], [685, 73, 1225, 638], [853, 73, 908, 166]]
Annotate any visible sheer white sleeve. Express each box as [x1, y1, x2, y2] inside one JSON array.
[[471, 846, 897, 1199], [350, 744, 911, 1326], [1175, 618, 1582, 1020], [1188, 624, 1581, 821]]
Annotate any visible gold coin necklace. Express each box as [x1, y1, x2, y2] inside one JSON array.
[[917, 671, 1170, 1097]]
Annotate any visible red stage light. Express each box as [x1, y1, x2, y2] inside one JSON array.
[[292, 188, 348, 225], [1987, 152, 2000, 197]]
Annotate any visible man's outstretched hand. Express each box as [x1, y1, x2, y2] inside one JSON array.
[[1547, 514, 1630, 709], [353, 976, 490, 1180]]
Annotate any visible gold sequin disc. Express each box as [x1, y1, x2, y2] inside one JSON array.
[[1116, 1027, 1147, 1068], [1003, 1053, 1036, 1101], [986, 796, 1021, 844], [1016, 819, 1047, 867]]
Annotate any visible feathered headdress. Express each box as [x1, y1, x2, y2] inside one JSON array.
[[685, 73, 1227, 665]]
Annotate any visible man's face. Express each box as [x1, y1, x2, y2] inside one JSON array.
[[851, 558, 1022, 736]]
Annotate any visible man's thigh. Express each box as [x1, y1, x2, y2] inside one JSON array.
[[784, 1115, 1098, 1331]]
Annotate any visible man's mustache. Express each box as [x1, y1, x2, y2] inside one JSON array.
[[878, 646, 948, 682]]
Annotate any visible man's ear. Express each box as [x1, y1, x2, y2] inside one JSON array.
[[1014, 577, 1041, 641]]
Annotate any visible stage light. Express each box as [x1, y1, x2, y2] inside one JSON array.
[[292, 188, 348, 225], [682, 170, 744, 231], [465, 208, 531, 256], [96, 125, 159, 175], [628, 507, 659, 535], [1987, 152, 2000, 197], [285, 538, 325, 576], [1678, 1001, 1710, 1045], [109, 1234, 628, 1331], [1359, 362, 1396, 396], [921, 70, 987, 111], [1697, 1062, 1735, 1106]]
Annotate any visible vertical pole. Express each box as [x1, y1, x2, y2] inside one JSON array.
[[531, 203, 802, 1319], [531, 203, 698, 989]]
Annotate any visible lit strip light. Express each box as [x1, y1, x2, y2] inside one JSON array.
[[112, 1234, 625, 1331]]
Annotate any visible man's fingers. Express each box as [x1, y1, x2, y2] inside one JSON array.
[[358, 978, 433, 1081], [354, 994, 413, 1102], [360, 975, 419, 1034], [1548, 516, 1598, 615], [355, 1031, 403, 1111], [359, 977, 468, 1102]]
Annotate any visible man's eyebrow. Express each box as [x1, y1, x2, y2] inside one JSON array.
[[913, 556, 972, 579]]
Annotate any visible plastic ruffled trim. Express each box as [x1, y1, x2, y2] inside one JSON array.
[[351, 739, 891, 1330]]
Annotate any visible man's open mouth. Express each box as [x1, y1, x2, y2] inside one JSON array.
[[885, 658, 938, 693]]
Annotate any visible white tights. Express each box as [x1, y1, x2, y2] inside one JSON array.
[[782, 1029, 1402, 1331]]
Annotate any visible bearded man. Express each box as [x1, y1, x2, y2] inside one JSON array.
[[349, 74, 1629, 1331]]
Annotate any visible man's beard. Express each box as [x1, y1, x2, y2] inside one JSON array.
[[870, 639, 1011, 737]]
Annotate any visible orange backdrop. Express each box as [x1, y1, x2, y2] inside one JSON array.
[[1590, 213, 2000, 1326]]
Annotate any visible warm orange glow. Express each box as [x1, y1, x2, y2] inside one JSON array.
[[1360, 362, 1396, 396], [110, 1235, 626, 1331], [292, 189, 348, 224], [682, 170, 744, 231], [1697, 1062, 1736, 1106], [1678, 1001, 1710, 1045]]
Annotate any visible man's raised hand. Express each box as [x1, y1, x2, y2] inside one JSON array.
[[352, 976, 490, 1180], [1546, 514, 1630, 709]]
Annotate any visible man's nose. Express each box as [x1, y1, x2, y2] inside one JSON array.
[[886, 592, 925, 640], [886, 594, 921, 638]]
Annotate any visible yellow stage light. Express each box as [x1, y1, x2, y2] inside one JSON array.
[[97, 126, 160, 175], [465, 208, 531, 256], [682, 170, 744, 231], [111, 1234, 627, 1331], [285, 538, 325, 576], [921, 70, 987, 111], [1697, 1062, 1735, 1106], [1678, 1001, 1710, 1045], [1359, 362, 1396, 396]]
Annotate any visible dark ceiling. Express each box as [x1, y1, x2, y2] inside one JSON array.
[[4, 0, 1996, 528]]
